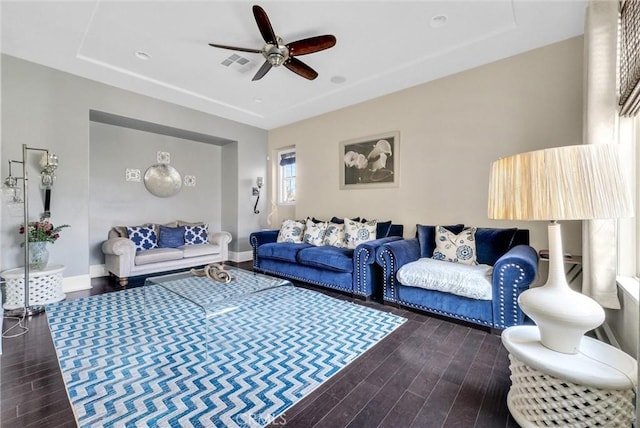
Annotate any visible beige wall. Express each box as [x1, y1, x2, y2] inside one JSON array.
[[268, 37, 584, 255]]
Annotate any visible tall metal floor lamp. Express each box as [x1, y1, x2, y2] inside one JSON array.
[[3, 144, 58, 320]]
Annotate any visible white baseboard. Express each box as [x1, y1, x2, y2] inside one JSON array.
[[90, 264, 108, 278], [63, 274, 92, 293], [229, 251, 253, 263]]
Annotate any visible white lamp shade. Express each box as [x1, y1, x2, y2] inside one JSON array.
[[488, 144, 633, 221], [487, 144, 633, 354]]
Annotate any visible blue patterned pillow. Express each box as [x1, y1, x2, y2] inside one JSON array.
[[277, 219, 306, 243], [158, 225, 186, 248], [432, 226, 478, 265], [126, 225, 158, 252], [303, 218, 328, 246], [344, 219, 377, 249], [184, 224, 208, 245]]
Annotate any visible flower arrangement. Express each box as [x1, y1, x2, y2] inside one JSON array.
[[19, 221, 70, 246]]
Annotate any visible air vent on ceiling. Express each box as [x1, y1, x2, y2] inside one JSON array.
[[221, 54, 257, 74]]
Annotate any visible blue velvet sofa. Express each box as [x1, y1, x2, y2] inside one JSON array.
[[250, 222, 403, 298], [376, 225, 538, 329]]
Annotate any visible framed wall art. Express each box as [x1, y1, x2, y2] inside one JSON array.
[[339, 131, 399, 189]]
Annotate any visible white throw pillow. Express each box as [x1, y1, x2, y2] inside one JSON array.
[[323, 222, 345, 247], [303, 218, 328, 246], [432, 226, 478, 265], [277, 219, 306, 243], [397, 257, 493, 300], [344, 219, 377, 249]]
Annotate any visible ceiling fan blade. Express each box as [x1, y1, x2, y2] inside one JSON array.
[[287, 35, 336, 56], [253, 5, 277, 45], [284, 57, 318, 80], [252, 60, 273, 81], [208, 43, 261, 54]]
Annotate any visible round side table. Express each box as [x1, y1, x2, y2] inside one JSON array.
[[1, 264, 66, 310], [502, 326, 637, 427]]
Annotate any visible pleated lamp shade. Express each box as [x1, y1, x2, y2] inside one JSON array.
[[488, 144, 633, 221], [487, 144, 633, 354]]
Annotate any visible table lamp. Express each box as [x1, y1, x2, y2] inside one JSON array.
[[488, 144, 633, 354]]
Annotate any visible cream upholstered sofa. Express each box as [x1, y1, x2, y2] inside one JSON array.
[[101, 221, 231, 286]]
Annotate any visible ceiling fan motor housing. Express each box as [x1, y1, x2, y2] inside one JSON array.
[[263, 38, 289, 66]]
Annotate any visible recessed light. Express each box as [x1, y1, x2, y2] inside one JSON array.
[[430, 14, 448, 28], [330, 76, 346, 84], [135, 50, 152, 60]]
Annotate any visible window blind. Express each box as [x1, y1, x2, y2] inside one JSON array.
[[619, 0, 640, 116]]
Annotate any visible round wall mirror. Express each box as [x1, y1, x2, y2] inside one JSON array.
[[143, 164, 182, 197]]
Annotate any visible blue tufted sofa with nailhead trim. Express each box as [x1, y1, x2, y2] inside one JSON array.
[[376, 225, 538, 330], [250, 223, 403, 298]]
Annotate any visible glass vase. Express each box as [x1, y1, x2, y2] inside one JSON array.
[[28, 241, 49, 270]]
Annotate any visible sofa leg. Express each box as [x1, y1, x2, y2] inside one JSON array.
[[119, 277, 129, 287]]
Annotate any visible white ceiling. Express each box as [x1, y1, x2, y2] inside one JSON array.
[[1, 1, 587, 130]]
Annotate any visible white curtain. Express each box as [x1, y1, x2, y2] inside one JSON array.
[[582, 0, 622, 309]]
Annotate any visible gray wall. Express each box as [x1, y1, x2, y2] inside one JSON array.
[[1, 54, 267, 279], [88, 122, 223, 265]]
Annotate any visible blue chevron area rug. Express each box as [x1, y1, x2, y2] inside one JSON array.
[[46, 278, 405, 428]]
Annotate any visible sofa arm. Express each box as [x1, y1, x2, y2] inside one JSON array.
[[249, 230, 279, 248], [102, 237, 135, 256], [353, 236, 403, 297], [492, 244, 539, 329], [209, 231, 232, 261], [354, 236, 403, 265], [101, 238, 136, 279], [375, 238, 421, 302], [209, 231, 232, 246], [249, 230, 280, 269]]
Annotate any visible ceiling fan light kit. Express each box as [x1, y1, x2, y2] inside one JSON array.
[[209, 4, 336, 81]]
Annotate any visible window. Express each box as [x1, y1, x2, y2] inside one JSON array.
[[278, 149, 296, 204], [617, 115, 639, 278]]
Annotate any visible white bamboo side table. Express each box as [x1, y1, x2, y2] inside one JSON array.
[[1, 265, 65, 310], [502, 326, 637, 427]]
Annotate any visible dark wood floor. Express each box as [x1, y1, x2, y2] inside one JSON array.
[[1, 262, 519, 428]]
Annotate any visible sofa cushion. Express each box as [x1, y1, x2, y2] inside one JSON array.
[[344, 219, 377, 249], [323, 222, 346, 247], [127, 225, 158, 252], [184, 224, 208, 245], [158, 225, 186, 248], [416, 224, 464, 258], [397, 257, 492, 300], [475, 228, 518, 266], [134, 248, 183, 265], [303, 218, 328, 246], [297, 246, 354, 273], [180, 243, 221, 257], [277, 219, 306, 243], [258, 242, 312, 263], [433, 226, 478, 265]]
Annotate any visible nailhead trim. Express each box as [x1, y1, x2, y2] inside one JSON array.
[[377, 248, 398, 302], [354, 246, 372, 295], [250, 236, 259, 270], [252, 267, 365, 296], [496, 262, 526, 329]]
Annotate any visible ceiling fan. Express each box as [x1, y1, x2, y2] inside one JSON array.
[[209, 5, 336, 81]]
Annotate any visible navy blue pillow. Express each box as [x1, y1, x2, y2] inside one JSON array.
[[416, 224, 465, 258], [376, 220, 392, 238], [158, 225, 186, 248], [330, 216, 360, 224], [475, 228, 518, 266]]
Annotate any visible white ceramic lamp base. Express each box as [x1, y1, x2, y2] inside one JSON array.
[[519, 222, 605, 354]]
